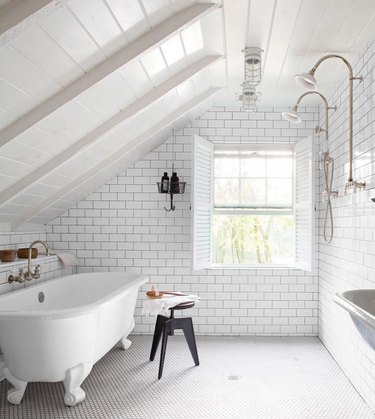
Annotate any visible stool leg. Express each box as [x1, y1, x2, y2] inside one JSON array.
[[158, 320, 171, 379], [181, 318, 200, 366], [169, 309, 175, 336], [150, 315, 167, 361]]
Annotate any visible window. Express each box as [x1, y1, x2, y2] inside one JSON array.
[[212, 145, 294, 266], [192, 135, 314, 271]]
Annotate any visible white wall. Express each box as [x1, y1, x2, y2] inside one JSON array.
[[0, 230, 72, 295], [318, 39, 375, 411], [47, 106, 320, 336]]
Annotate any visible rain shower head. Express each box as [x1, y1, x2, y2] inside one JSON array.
[[294, 72, 318, 90], [296, 54, 364, 188]]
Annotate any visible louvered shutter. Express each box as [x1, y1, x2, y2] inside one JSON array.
[[192, 134, 213, 270], [294, 136, 314, 271]]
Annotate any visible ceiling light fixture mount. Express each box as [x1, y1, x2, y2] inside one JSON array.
[[237, 47, 263, 112]]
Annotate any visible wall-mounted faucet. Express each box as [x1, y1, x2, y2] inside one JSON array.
[[8, 240, 49, 284]]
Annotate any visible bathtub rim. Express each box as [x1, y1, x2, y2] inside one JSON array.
[[0, 272, 148, 320], [333, 289, 375, 330]]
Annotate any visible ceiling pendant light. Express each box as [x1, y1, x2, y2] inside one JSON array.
[[244, 47, 262, 87], [238, 84, 259, 112], [236, 47, 263, 112]]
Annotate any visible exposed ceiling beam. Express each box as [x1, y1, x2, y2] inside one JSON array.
[[0, 0, 53, 37], [0, 2, 220, 148], [13, 87, 221, 229], [0, 55, 222, 206]]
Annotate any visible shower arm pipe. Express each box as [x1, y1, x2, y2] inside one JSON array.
[[293, 91, 334, 146], [307, 54, 363, 184]]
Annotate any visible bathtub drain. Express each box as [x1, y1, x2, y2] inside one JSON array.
[[38, 292, 45, 303]]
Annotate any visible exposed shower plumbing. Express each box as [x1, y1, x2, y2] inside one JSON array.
[[320, 151, 338, 243], [295, 54, 365, 191], [282, 91, 337, 243]]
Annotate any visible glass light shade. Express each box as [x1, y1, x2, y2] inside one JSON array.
[[240, 84, 258, 112], [295, 72, 318, 90], [282, 109, 302, 124], [244, 47, 262, 87]]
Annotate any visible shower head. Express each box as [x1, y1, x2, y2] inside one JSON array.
[[281, 108, 301, 124], [371, 198, 375, 203], [294, 72, 318, 90], [296, 54, 364, 188]]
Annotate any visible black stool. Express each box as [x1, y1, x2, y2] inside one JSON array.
[[149, 301, 199, 379]]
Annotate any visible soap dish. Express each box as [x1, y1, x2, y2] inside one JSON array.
[[146, 291, 164, 299]]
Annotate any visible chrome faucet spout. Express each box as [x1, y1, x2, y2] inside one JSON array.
[[27, 240, 49, 280]]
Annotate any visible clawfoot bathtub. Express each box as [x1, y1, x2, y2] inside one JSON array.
[[0, 272, 147, 406]]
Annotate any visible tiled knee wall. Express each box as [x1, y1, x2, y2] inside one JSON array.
[[47, 106, 319, 336], [0, 231, 73, 295], [318, 39, 375, 411]]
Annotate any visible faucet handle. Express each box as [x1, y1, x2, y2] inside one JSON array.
[[34, 264, 41, 279], [18, 268, 26, 283], [8, 270, 17, 283]]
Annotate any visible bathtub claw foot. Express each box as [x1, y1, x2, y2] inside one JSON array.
[[4, 367, 27, 405], [120, 337, 132, 350], [63, 363, 92, 407]]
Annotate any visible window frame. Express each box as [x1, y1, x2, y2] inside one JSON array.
[[211, 143, 296, 268], [191, 135, 314, 272]]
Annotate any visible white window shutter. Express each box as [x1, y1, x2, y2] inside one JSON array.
[[192, 134, 213, 270], [294, 136, 314, 271]]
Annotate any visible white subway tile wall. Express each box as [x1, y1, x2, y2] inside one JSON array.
[[0, 255, 73, 295], [0, 231, 47, 250], [47, 106, 320, 336], [0, 231, 73, 294], [318, 39, 375, 411]]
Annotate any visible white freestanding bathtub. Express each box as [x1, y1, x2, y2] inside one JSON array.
[[0, 272, 147, 406], [334, 289, 375, 350]]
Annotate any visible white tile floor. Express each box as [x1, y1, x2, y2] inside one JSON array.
[[0, 336, 373, 419]]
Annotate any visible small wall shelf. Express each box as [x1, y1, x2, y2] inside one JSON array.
[[157, 182, 186, 211]]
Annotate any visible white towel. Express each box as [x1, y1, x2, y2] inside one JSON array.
[[143, 294, 200, 316], [55, 252, 79, 267]]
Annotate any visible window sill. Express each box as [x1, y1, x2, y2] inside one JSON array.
[[210, 264, 297, 270]]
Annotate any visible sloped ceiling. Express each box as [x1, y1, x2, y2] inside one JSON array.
[[1, 0, 375, 229], [0, 0, 226, 229]]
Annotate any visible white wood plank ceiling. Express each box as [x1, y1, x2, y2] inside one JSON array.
[[222, 0, 375, 107], [1, 0, 375, 228]]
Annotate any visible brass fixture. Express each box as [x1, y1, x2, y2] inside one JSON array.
[[295, 54, 365, 190], [8, 268, 26, 284], [27, 240, 48, 279], [8, 240, 48, 283]]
